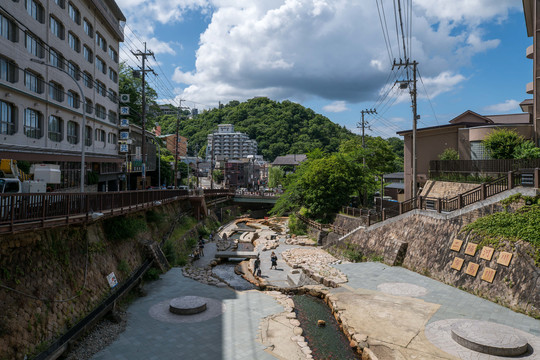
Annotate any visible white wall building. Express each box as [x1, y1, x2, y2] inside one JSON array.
[[206, 124, 257, 161]]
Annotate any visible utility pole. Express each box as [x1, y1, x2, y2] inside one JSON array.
[[132, 43, 155, 189], [210, 134, 215, 190], [393, 59, 418, 200], [358, 109, 376, 167], [195, 144, 200, 189], [174, 100, 184, 188]]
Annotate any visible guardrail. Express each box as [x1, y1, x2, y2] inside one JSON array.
[[0, 189, 235, 234]]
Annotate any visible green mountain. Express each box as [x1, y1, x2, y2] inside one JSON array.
[[158, 97, 356, 161]]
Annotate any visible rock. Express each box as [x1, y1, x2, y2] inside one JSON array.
[[317, 320, 326, 327], [286, 312, 296, 319], [289, 319, 301, 327], [293, 327, 303, 336]]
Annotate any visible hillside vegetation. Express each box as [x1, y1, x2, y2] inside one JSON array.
[[159, 97, 356, 161]]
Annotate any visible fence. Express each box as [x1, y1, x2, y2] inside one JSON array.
[[0, 189, 234, 234], [430, 159, 540, 176]]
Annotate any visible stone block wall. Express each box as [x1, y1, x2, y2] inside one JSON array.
[[0, 202, 181, 359], [329, 198, 540, 318]]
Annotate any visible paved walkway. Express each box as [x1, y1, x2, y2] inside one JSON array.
[[92, 246, 539, 359]]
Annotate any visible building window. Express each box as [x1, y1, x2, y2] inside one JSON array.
[[67, 61, 80, 80], [108, 46, 118, 63], [25, 32, 44, 58], [82, 71, 93, 88], [95, 32, 106, 51], [95, 128, 105, 142], [54, 0, 65, 9], [0, 56, 17, 83], [95, 104, 106, 119], [108, 89, 117, 102], [48, 115, 63, 142], [49, 16, 64, 39], [67, 90, 80, 108], [83, 45, 93, 63], [24, 70, 43, 94], [25, 0, 44, 24], [0, 100, 16, 135], [85, 98, 92, 114], [24, 108, 42, 139], [470, 141, 490, 160], [68, 2, 81, 25], [96, 80, 106, 96], [49, 48, 64, 70], [108, 68, 118, 83], [0, 13, 17, 42], [49, 81, 64, 102], [85, 126, 92, 146], [68, 32, 80, 52], [96, 56, 106, 74], [67, 120, 78, 144], [108, 110, 117, 124], [108, 132, 117, 144], [83, 18, 93, 37]]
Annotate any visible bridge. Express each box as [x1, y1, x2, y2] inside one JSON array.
[[0, 189, 281, 234]]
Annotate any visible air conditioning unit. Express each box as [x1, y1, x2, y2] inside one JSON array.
[[120, 94, 130, 103]]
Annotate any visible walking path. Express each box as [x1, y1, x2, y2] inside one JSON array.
[[91, 220, 540, 360]]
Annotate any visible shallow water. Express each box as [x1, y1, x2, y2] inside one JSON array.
[[212, 264, 256, 291], [293, 295, 359, 360]]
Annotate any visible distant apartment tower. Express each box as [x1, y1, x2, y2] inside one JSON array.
[[206, 124, 257, 161], [0, 0, 125, 190]]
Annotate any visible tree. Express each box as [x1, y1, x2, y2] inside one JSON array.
[[119, 62, 159, 129], [514, 140, 540, 159], [438, 148, 459, 160], [482, 129, 524, 159], [268, 166, 285, 188], [212, 169, 224, 184]]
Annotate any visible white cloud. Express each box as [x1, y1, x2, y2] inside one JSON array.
[[483, 99, 520, 113], [323, 101, 349, 113], [118, 0, 520, 107]]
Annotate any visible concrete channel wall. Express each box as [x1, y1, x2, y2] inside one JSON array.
[[325, 187, 540, 318]]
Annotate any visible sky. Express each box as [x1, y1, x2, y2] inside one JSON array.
[[116, 0, 530, 139]]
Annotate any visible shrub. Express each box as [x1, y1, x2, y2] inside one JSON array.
[[513, 140, 540, 159], [438, 148, 459, 160], [288, 213, 307, 235], [103, 215, 147, 242], [482, 128, 524, 159], [146, 210, 165, 224]]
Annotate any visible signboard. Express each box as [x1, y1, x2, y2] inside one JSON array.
[[120, 94, 130, 103], [120, 118, 129, 128], [479, 247, 494, 261], [465, 262, 479, 277], [481, 267, 497, 283], [450, 239, 463, 252], [120, 131, 129, 140], [497, 252, 513, 267], [451, 257, 464, 271], [120, 106, 130, 115], [464, 243, 478, 256], [107, 272, 118, 288], [119, 144, 128, 152]]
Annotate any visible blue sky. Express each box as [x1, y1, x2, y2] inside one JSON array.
[[117, 0, 529, 139]]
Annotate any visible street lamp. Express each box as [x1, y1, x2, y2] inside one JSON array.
[[31, 59, 87, 193]]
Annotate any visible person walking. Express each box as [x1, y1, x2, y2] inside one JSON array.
[[253, 255, 261, 277], [270, 251, 278, 270], [198, 237, 205, 256]]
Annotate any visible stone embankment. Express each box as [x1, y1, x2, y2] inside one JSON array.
[[281, 248, 348, 287]]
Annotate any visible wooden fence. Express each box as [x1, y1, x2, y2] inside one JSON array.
[[430, 159, 540, 175]]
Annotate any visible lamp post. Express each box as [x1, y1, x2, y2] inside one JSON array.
[[31, 59, 86, 193]]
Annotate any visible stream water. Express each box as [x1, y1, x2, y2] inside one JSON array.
[[212, 264, 256, 290], [293, 295, 359, 360]]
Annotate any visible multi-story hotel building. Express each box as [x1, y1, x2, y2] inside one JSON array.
[[0, 0, 125, 190], [206, 124, 257, 162]]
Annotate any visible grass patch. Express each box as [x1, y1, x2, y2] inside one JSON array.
[[463, 204, 540, 266], [103, 215, 147, 242], [343, 243, 364, 262], [146, 210, 165, 225]]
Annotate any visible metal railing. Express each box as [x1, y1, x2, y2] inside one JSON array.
[[0, 189, 235, 234]]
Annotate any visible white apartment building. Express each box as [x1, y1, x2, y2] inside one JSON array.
[[206, 124, 258, 161], [0, 0, 125, 190]]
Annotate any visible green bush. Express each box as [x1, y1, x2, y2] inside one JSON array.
[[438, 148, 459, 160], [513, 140, 540, 159], [482, 128, 524, 159], [143, 267, 161, 281], [103, 215, 147, 242], [117, 260, 130, 276], [288, 213, 307, 235], [146, 210, 165, 225]]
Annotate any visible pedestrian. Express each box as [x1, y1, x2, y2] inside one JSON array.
[[253, 255, 261, 277], [209, 232, 213, 242], [198, 238, 205, 256], [270, 251, 278, 269]]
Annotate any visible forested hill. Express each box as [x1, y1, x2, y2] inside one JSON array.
[[159, 97, 356, 161]]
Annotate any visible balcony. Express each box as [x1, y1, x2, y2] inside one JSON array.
[[527, 44, 534, 59], [527, 81, 534, 94]]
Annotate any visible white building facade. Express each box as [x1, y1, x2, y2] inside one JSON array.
[[206, 124, 257, 161]]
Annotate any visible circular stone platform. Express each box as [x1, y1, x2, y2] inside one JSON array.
[[149, 297, 225, 324], [377, 282, 428, 297], [169, 296, 207, 315], [425, 319, 539, 359], [451, 320, 529, 356]]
